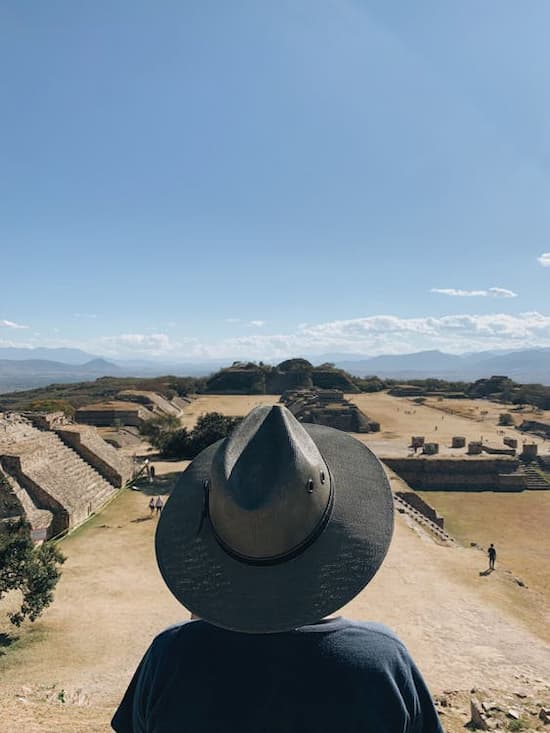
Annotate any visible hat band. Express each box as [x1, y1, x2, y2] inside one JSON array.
[[207, 469, 335, 567]]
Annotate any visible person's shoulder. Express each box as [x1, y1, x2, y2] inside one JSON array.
[[341, 619, 407, 646], [148, 620, 197, 654], [335, 619, 413, 664]]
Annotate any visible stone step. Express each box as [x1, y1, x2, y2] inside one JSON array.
[[1, 417, 120, 531], [393, 495, 454, 543]]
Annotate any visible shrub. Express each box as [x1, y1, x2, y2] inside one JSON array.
[[139, 412, 242, 460], [26, 399, 75, 417]]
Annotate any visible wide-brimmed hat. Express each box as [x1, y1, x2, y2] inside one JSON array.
[[155, 404, 393, 633]]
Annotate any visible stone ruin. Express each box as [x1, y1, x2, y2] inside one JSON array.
[[75, 401, 154, 427], [0, 411, 133, 540], [74, 389, 187, 429], [281, 389, 380, 433], [519, 419, 550, 439], [410, 436, 425, 450], [451, 436, 466, 448], [467, 441, 483, 455], [520, 443, 538, 461]]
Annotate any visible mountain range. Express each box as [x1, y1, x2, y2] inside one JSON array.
[[0, 347, 549, 393], [335, 348, 550, 383]]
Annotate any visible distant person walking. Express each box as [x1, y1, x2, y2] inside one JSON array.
[[488, 543, 496, 570], [148, 497, 155, 517], [155, 496, 164, 515], [150, 465, 156, 481]]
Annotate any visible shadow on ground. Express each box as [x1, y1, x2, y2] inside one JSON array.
[[0, 633, 19, 656], [131, 471, 181, 496]]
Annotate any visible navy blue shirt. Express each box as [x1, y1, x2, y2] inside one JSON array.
[[112, 618, 443, 732]]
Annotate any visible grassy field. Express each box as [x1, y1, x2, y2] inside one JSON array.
[[417, 489, 550, 598]]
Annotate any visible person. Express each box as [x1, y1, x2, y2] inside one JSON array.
[[488, 543, 496, 570], [148, 497, 155, 517], [149, 465, 155, 481], [112, 405, 443, 733], [154, 496, 163, 515]]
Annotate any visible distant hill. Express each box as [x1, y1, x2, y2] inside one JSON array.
[[0, 358, 120, 392], [0, 347, 99, 364], [1, 346, 550, 392], [336, 348, 550, 385], [0, 374, 204, 412]]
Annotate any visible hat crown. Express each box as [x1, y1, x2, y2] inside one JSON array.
[[209, 405, 331, 561]]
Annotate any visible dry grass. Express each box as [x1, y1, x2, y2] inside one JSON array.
[[178, 394, 280, 429], [417, 489, 550, 601], [1, 392, 550, 732]]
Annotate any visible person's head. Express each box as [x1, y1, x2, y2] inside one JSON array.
[[155, 405, 394, 633]]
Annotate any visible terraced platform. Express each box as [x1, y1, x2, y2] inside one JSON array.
[[0, 415, 120, 537]]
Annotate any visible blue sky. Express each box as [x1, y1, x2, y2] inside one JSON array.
[[1, 1, 550, 361]]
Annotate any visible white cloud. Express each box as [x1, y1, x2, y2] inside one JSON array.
[[249, 320, 266, 327], [431, 287, 517, 298], [225, 318, 241, 323], [74, 313, 97, 319], [487, 287, 518, 298], [538, 253, 550, 267], [16, 312, 550, 361], [173, 311, 550, 360], [100, 333, 179, 356], [0, 319, 28, 329]]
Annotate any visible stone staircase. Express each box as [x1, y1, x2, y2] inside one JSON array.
[[56, 425, 133, 487], [0, 468, 53, 541], [517, 464, 550, 490], [0, 416, 117, 535], [393, 493, 455, 545]]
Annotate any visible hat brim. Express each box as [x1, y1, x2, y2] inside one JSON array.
[[155, 424, 393, 634]]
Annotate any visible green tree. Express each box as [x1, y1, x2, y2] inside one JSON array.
[[0, 519, 65, 626], [185, 412, 242, 457], [139, 415, 181, 449], [158, 428, 190, 458]]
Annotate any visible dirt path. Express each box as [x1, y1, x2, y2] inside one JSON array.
[[1, 480, 549, 732]]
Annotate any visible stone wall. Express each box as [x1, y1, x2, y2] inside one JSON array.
[[282, 389, 380, 433], [519, 420, 550, 438], [481, 445, 516, 456], [75, 402, 153, 427], [382, 457, 526, 492], [395, 491, 445, 528], [56, 426, 133, 487]]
